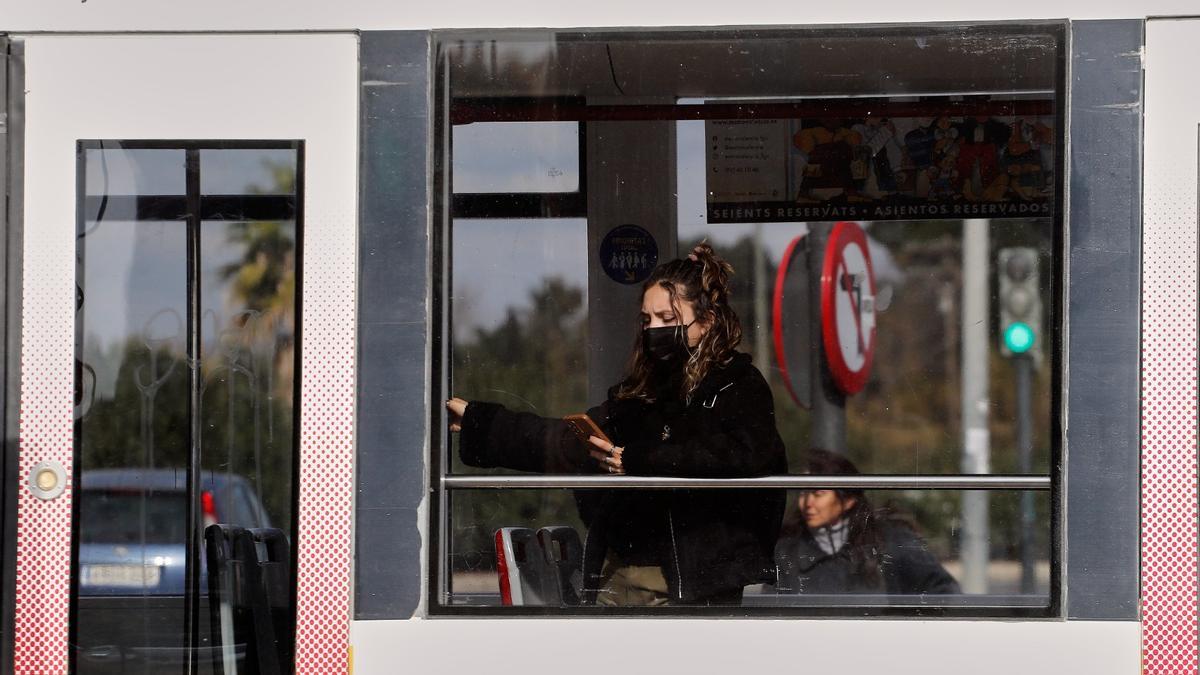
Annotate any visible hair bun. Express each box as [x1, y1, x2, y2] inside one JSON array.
[[689, 241, 733, 298]]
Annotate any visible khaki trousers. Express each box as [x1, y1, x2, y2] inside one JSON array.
[[595, 558, 670, 607]]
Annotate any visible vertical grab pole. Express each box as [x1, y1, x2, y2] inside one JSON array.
[[183, 148, 203, 674]]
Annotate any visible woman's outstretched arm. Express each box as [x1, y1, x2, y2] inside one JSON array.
[[448, 398, 605, 474]]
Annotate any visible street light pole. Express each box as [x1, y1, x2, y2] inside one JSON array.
[[807, 221, 847, 454], [960, 219, 991, 594], [1015, 353, 1035, 593], [997, 245, 1041, 594]]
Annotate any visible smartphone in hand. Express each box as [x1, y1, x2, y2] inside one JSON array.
[[563, 413, 611, 445]]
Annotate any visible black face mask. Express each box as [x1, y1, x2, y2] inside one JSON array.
[[642, 321, 694, 363]]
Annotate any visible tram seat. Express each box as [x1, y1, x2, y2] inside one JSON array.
[[205, 523, 251, 673], [248, 528, 295, 668], [494, 526, 583, 606], [205, 524, 293, 675], [536, 526, 583, 606]]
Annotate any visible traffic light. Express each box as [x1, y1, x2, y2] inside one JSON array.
[[998, 247, 1041, 359]]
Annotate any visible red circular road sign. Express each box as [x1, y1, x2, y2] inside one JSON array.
[[820, 221, 877, 395], [772, 232, 812, 409]]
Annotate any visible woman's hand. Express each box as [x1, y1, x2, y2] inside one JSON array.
[[446, 397, 468, 433], [587, 435, 625, 474]]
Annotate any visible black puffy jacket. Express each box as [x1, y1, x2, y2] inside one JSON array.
[[460, 352, 788, 604], [773, 520, 961, 596]]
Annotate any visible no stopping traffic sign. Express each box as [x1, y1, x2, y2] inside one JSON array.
[[820, 221, 877, 395]]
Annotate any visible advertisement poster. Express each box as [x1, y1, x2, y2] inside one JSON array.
[[706, 99, 1056, 223]]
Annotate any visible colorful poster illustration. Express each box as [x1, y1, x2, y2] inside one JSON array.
[[706, 99, 1055, 222]]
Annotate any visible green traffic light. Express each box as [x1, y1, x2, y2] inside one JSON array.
[[1004, 322, 1035, 354]]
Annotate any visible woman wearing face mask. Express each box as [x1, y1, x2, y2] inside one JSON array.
[[774, 450, 960, 596], [446, 243, 788, 606]]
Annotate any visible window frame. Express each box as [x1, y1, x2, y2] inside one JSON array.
[[428, 22, 1067, 618]]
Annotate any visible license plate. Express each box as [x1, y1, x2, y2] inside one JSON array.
[[81, 564, 162, 588]]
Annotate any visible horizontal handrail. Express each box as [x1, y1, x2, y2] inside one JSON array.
[[442, 474, 1051, 490]]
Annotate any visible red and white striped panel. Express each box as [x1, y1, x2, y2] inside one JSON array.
[[293, 209, 357, 673], [13, 222, 75, 674], [1143, 19, 1200, 675]]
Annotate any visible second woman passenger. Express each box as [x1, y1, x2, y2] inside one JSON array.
[[774, 449, 961, 596]]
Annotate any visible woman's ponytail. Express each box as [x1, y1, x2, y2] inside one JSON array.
[[689, 241, 734, 309]]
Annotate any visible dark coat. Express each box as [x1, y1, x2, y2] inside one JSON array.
[[773, 519, 961, 596], [460, 352, 788, 603]]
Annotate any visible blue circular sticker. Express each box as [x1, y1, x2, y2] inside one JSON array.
[[599, 225, 658, 285]]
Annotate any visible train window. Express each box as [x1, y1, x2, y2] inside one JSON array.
[[453, 121, 581, 194], [72, 141, 301, 668], [450, 102, 587, 219], [434, 25, 1063, 615], [449, 217, 590, 473]]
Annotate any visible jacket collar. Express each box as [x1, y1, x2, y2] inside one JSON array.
[[687, 351, 753, 407], [788, 531, 849, 573]]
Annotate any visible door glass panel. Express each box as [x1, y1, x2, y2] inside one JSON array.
[[84, 148, 186, 197], [75, 210, 190, 667], [199, 216, 297, 536], [73, 142, 300, 673], [199, 149, 298, 195]]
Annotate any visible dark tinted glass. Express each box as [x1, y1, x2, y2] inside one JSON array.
[[446, 489, 1050, 608], [453, 121, 580, 193], [80, 491, 188, 545], [73, 142, 300, 672], [198, 216, 296, 535]]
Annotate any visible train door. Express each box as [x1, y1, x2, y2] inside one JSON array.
[[9, 35, 357, 673]]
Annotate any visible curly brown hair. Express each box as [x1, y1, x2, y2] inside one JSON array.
[[615, 241, 743, 402]]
